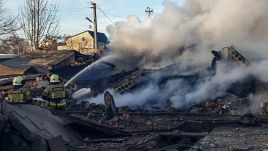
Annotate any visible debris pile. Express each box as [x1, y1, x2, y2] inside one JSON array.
[[190, 126, 268, 151], [1, 47, 268, 150], [83, 132, 204, 151], [70, 111, 185, 133]]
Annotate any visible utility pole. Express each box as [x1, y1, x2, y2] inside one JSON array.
[[145, 7, 153, 18], [91, 2, 98, 51]]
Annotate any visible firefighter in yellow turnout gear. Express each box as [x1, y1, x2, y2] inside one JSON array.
[[42, 74, 67, 110], [8, 76, 32, 103]]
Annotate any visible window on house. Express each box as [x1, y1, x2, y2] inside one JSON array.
[[81, 37, 87, 47], [82, 37, 86, 41]]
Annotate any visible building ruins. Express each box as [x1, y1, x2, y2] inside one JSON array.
[[0, 47, 268, 151]]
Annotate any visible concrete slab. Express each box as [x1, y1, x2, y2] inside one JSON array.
[[3, 103, 81, 143]]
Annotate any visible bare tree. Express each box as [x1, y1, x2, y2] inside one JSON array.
[[0, 0, 17, 37], [20, 0, 59, 51], [0, 34, 27, 54]]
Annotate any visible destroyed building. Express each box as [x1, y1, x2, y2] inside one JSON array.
[[67, 46, 257, 102], [1, 47, 268, 151], [0, 50, 74, 78]]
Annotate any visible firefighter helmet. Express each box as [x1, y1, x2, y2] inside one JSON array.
[[13, 76, 24, 86], [50, 74, 60, 83]]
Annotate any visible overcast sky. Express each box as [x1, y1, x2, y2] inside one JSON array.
[[5, 0, 185, 36]]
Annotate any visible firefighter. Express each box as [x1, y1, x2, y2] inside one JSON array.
[[42, 74, 67, 110], [8, 76, 32, 103]]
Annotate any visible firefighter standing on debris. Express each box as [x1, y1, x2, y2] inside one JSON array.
[[42, 74, 68, 110], [7, 76, 32, 103]]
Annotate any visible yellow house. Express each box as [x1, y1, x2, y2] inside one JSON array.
[[61, 30, 109, 54]]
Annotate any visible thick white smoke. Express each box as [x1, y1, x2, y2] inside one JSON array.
[[77, 0, 268, 111], [82, 60, 268, 110], [107, 0, 268, 67]]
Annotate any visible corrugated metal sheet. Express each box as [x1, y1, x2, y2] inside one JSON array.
[[0, 65, 48, 78], [0, 64, 25, 75], [0, 50, 75, 78], [0, 54, 17, 62]]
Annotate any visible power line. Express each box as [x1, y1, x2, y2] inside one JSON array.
[[58, 7, 89, 13], [97, 7, 115, 24]]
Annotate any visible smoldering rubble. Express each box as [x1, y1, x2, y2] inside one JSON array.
[[76, 48, 265, 112], [2, 0, 268, 151], [61, 44, 268, 150], [3, 48, 268, 150]]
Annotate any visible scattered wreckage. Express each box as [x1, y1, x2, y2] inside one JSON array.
[[68, 47, 256, 98], [1, 47, 268, 151], [67, 46, 259, 108]]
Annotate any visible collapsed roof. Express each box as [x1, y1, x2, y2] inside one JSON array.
[[0, 54, 17, 62], [0, 50, 75, 78], [73, 56, 136, 82], [211, 46, 249, 68]]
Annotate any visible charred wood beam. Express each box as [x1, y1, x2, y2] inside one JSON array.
[[126, 131, 204, 151], [163, 132, 209, 137], [128, 121, 186, 134], [84, 138, 126, 143], [63, 111, 268, 135], [127, 112, 268, 120], [64, 114, 130, 137]]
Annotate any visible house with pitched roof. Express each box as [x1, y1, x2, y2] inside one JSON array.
[[58, 30, 109, 54]]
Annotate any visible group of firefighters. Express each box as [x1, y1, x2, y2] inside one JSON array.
[[7, 74, 68, 110]]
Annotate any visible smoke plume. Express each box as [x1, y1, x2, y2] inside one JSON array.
[[77, 0, 268, 111], [82, 60, 268, 110], [107, 0, 268, 67]]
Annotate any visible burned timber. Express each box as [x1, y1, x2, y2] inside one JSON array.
[[1, 47, 268, 150]]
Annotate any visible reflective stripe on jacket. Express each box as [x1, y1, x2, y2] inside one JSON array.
[[42, 84, 67, 106], [8, 88, 31, 103], [49, 100, 66, 107]]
